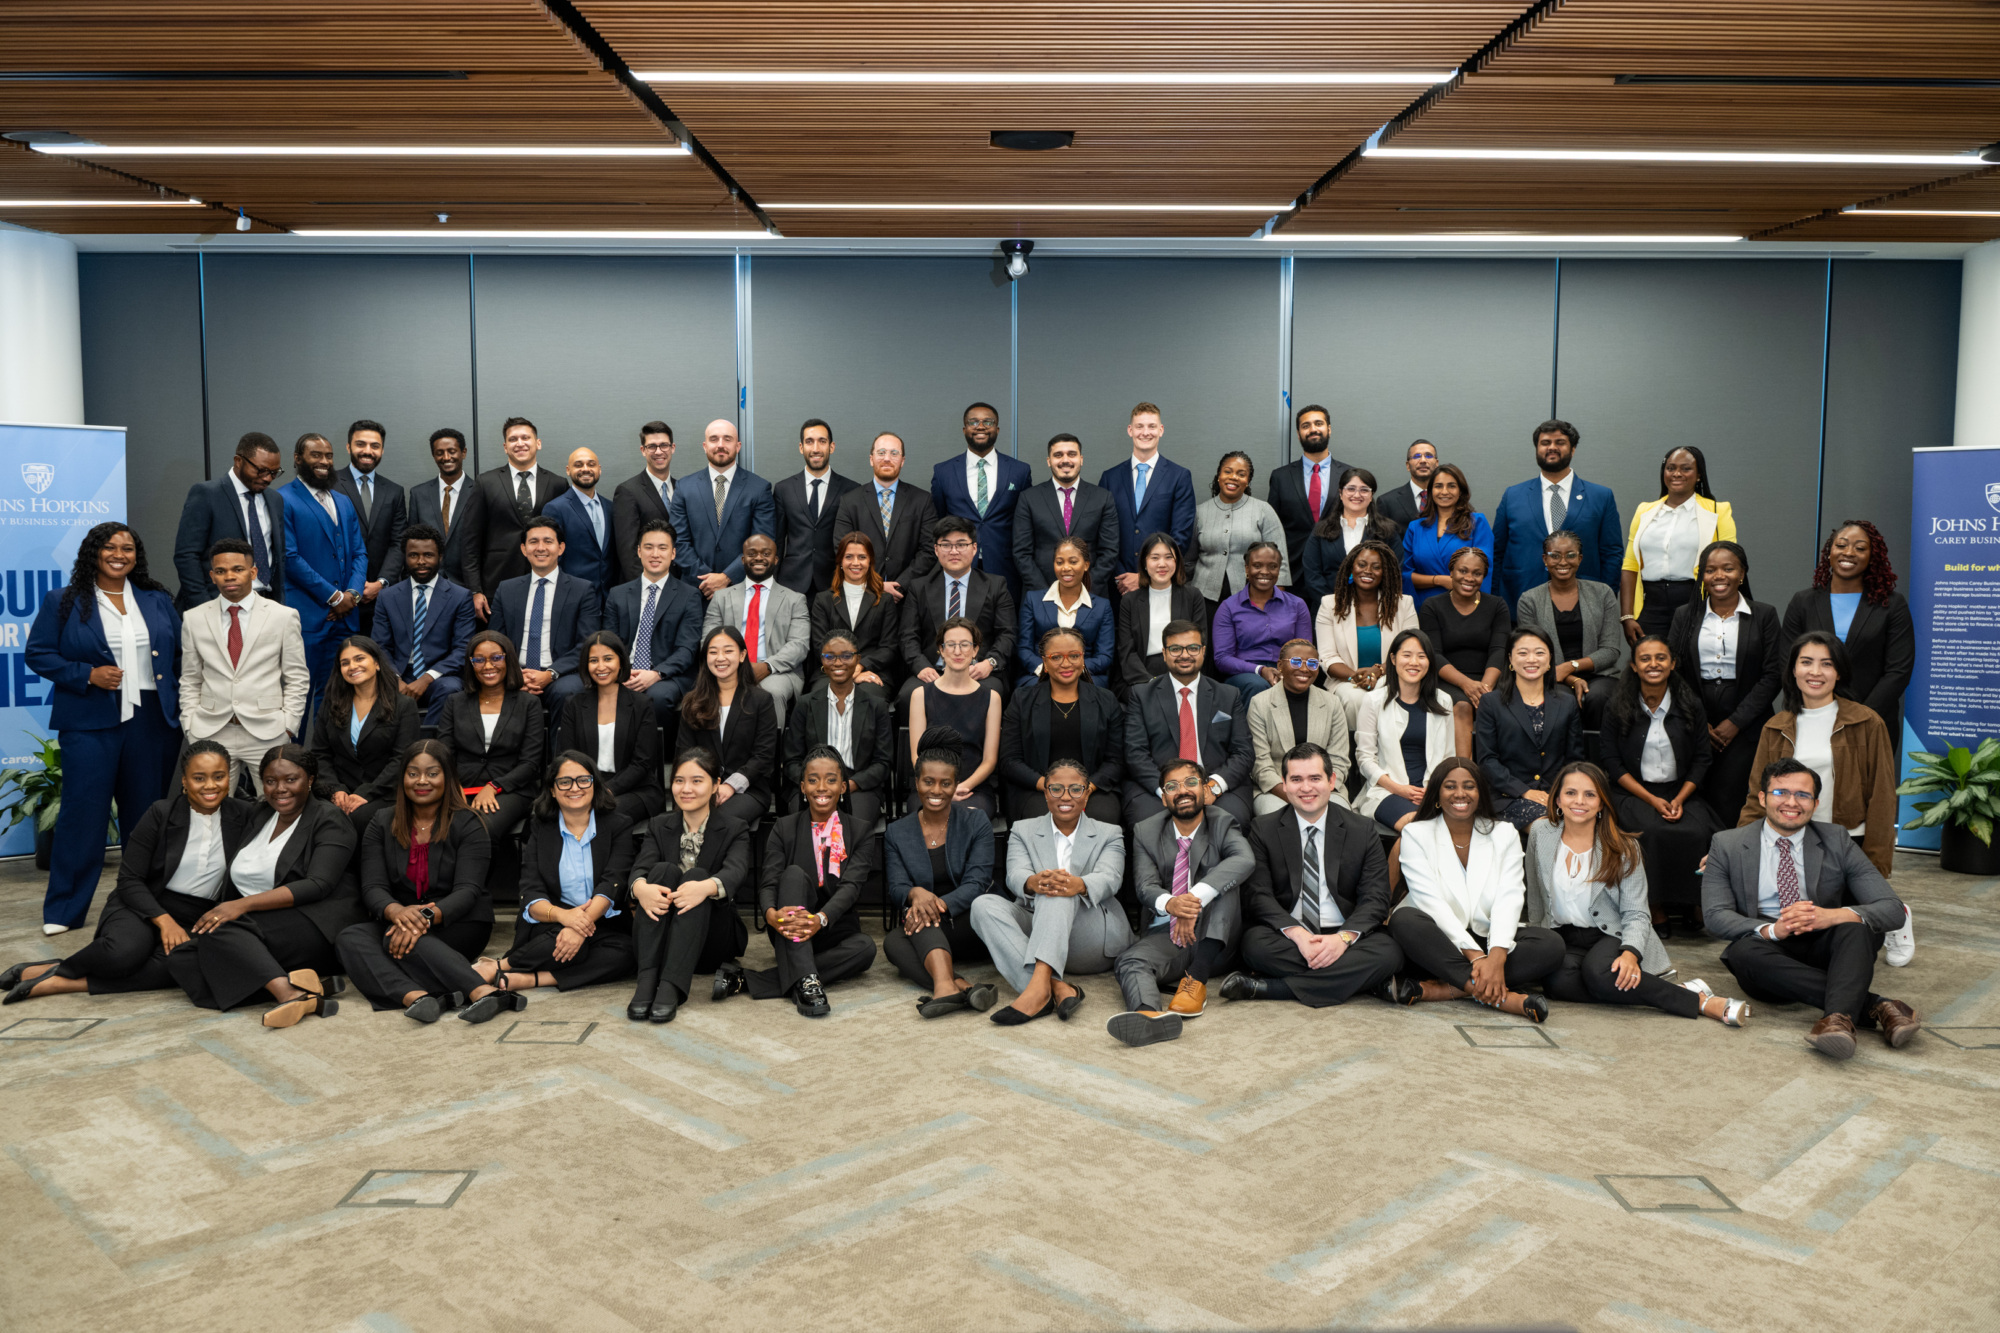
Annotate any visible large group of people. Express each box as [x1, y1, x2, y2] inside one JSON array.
[[2, 402, 1923, 1061]]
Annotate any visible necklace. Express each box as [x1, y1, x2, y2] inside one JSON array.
[[1050, 699, 1078, 719]]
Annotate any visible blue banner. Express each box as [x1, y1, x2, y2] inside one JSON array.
[[1901, 444, 2000, 850], [0, 423, 127, 856]]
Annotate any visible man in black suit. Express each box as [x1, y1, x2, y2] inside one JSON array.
[[1375, 438, 1439, 532], [1218, 742, 1404, 1008], [1012, 432, 1119, 597], [1121, 620, 1254, 828], [171, 431, 286, 608], [489, 515, 603, 719], [609, 419, 679, 585], [897, 516, 1016, 707], [772, 417, 859, 596], [329, 418, 409, 638], [406, 427, 478, 590], [603, 519, 704, 735], [463, 415, 567, 616], [1267, 404, 1353, 597], [832, 431, 936, 601]]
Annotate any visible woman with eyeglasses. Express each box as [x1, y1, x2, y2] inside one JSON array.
[[1315, 539, 1419, 733], [310, 635, 422, 839], [884, 727, 998, 1018], [998, 626, 1125, 826], [1115, 531, 1207, 693], [677, 626, 780, 824], [438, 629, 546, 901], [1301, 466, 1404, 613], [1193, 451, 1291, 612], [1474, 627, 1586, 832], [553, 630, 664, 822], [907, 617, 1003, 817], [1356, 629, 1457, 833], [1247, 639, 1352, 816], [810, 530, 900, 691], [1401, 463, 1493, 610], [625, 748, 751, 1023], [1665, 540, 1783, 826], [1019, 536, 1115, 688], [1598, 635, 1722, 932], [785, 630, 896, 833], [1515, 529, 1626, 730], [1417, 545, 1510, 756]]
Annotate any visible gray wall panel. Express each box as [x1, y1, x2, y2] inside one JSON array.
[[78, 253, 206, 596]]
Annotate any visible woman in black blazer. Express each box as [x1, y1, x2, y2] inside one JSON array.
[[1597, 636, 1721, 929], [1781, 519, 1916, 742], [1114, 532, 1206, 694], [884, 728, 998, 1017], [1299, 467, 1403, 613], [1473, 627, 1585, 831], [784, 631, 895, 833], [166, 745, 362, 1027], [439, 629, 546, 899], [626, 748, 752, 1023], [676, 626, 780, 823], [809, 530, 901, 689], [1666, 541, 1782, 822], [997, 627, 1125, 825], [553, 631, 665, 822], [2, 742, 255, 1003], [337, 739, 514, 1024], [477, 750, 637, 997], [311, 635, 422, 838]]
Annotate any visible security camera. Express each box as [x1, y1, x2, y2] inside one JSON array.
[[235, 210, 251, 232], [1000, 238, 1034, 281]]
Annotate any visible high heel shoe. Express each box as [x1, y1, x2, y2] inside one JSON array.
[[263, 986, 338, 1028], [458, 976, 528, 1024]]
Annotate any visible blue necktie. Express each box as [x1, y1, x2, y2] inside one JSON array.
[[587, 498, 605, 549], [1134, 462, 1151, 510], [244, 493, 272, 586], [524, 577, 549, 670], [409, 582, 430, 676], [633, 583, 659, 671]]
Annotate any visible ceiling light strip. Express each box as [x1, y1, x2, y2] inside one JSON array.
[[292, 229, 773, 239], [1842, 207, 2000, 217], [32, 144, 689, 158], [1367, 146, 1982, 167], [637, 70, 1452, 86], [763, 202, 1287, 212], [0, 199, 206, 207], [1267, 233, 1743, 243]]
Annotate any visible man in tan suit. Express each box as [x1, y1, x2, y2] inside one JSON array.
[[179, 539, 310, 793]]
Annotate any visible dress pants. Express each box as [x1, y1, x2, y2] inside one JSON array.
[[200, 717, 291, 796], [169, 906, 340, 1011], [716, 788, 772, 828], [1237, 924, 1403, 1008], [613, 788, 667, 824], [340, 799, 395, 842], [635, 677, 686, 738], [755, 670, 803, 730], [1638, 580, 1697, 641], [883, 908, 988, 986], [1388, 910, 1564, 991], [746, 866, 877, 999], [1544, 924, 1699, 1017], [474, 795, 534, 903], [1121, 786, 1253, 832], [1696, 678, 1765, 820], [44, 706, 179, 929], [1722, 921, 1882, 1021], [53, 888, 212, 994], [1614, 783, 1721, 916], [413, 672, 463, 728], [629, 870, 738, 1006], [337, 917, 493, 1009], [968, 893, 1133, 989], [538, 672, 591, 724], [1114, 918, 1240, 1013], [504, 917, 637, 991]]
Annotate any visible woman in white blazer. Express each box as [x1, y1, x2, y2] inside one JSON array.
[[1315, 539, 1420, 733], [1386, 757, 1563, 1021], [1355, 628, 1457, 831]]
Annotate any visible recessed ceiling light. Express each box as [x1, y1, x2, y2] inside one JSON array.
[[637, 70, 1452, 86], [764, 202, 1285, 212], [32, 143, 689, 158], [1266, 232, 1744, 243], [990, 130, 1074, 152], [0, 198, 205, 207], [1842, 207, 2000, 217], [291, 228, 770, 238], [1365, 145, 1983, 167]]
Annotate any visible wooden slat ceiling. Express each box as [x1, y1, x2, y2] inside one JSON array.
[[1763, 166, 2000, 244]]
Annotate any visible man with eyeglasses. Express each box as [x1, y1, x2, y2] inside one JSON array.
[[1376, 439, 1439, 532], [1121, 620, 1254, 829], [1246, 638, 1351, 815], [930, 402, 1033, 600], [897, 516, 1016, 707], [611, 420, 681, 585], [173, 431, 288, 608], [604, 519, 703, 735], [1702, 757, 1917, 1059], [702, 532, 810, 727], [773, 418, 859, 595], [1013, 433, 1119, 598]]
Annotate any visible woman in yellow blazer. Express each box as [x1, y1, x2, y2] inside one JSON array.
[[1620, 447, 1735, 643]]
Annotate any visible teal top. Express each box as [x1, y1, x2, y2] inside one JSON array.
[[1354, 624, 1384, 669]]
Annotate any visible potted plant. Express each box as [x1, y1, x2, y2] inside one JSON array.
[[1899, 738, 2000, 876], [0, 733, 66, 871]]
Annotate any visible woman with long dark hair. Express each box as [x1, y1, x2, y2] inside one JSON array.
[[810, 530, 900, 689], [1620, 446, 1734, 641], [677, 625, 780, 823], [1401, 463, 1493, 609], [553, 630, 664, 822], [1355, 629, 1457, 833], [626, 748, 752, 1023], [438, 629, 545, 900], [1599, 635, 1721, 930], [1301, 466, 1403, 612], [1781, 519, 1916, 742], [1474, 627, 1586, 832], [24, 521, 181, 934], [1114, 531, 1206, 692], [1418, 545, 1510, 755], [310, 634, 421, 837], [884, 727, 998, 1017], [997, 626, 1125, 826], [1315, 539, 1419, 732], [1666, 540, 1783, 823]]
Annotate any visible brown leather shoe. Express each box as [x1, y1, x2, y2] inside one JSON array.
[[1168, 977, 1207, 1017], [1871, 998, 1921, 1049], [1807, 1012, 1857, 1059]]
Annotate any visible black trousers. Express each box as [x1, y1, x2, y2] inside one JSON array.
[[504, 917, 637, 991], [1615, 782, 1721, 916], [340, 798, 394, 842], [1544, 924, 1700, 1017], [337, 917, 493, 1009], [630, 868, 740, 1006], [1638, 580, 1697, 640], [746, 866, 877, 999], [475, 794, 534, 904], [1238, 924, 1403, 1008], [882, 908, 989, 986], [54, 888, 213, 994], [168, 906, 341, 1011], [613, 788, 667, 824], [1388, 910, 1564, 991], [716, 787, 772, 826], [1695, 678, 1765, 820], [1722, 921, 1881, 1021]]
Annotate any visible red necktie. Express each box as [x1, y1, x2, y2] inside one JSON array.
[[1178, 686, 1199, 762], [227, 605, 243, 667], [744, 583, 762, 665], [1307, 464, 1323, 521]]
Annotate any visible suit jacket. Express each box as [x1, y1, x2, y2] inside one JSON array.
[[1314, 592, 1419, 675], [1522, 819, 1672, 974], [521, 808, 636, 916], [1123, 674, 1253, 796], [1130, 806, 1252, 937], [759, 809, 875, 934], [543, 487, 616, 595], [677, 685, 779, 799], [810, 585, 900, 683], [884, 804, 993, 916], [490, 570, 603, 677], [603, 575, 702, 685], [1739, 698, 1899, 876], [832, 478, 938, 586], [899, 568, 1016, 680], [931, 452, 1034, 590], [439, 688, 546, 795], [1011, 479, 1120, 597], [358, 806, 492, 925], [773, 469, 862, 595], [633, 806, 753, 954], [464, 464, 567, 597], [784, 682, 894, 795], [1598, 688, 1713, 793], [278, 479, 369, 635], [308, 689, 421, 803], [177, 593, 309, 740], [1268, 455, 1356, 590], [1244, 803, 1390, 937], [703, 579, 810, 679], [1780, 587, 1916, 724], [667, 466, 778, 586], [1700, 819, 1903, 941], [1004, 814, 1125, 908], [1394, 817, 1526, 951], [997, 680, 1124, 797], [1247, 683, 1352, 798], [172, 476, 285, 607], [1490, 473, 1624, 605], [1018, 588, 1115, 685], [1666, 597, 1784, 732], [1376, 479, 1428, 532], [220, 797, 364, 942], [1354, 689, 1456, 818], [405, 475, 477, 587], [26, 586, 182, 733], [609, 469, 680, 585], [113, 794, 259, 921], [554, 687, 664, 803], [1474, 685, 1585, 800], [374, 575, 477, 685], [1113, 581, 1208, 692], [1516, 579, 1628, 680], [331, 467, 409, 586], [1099, 455, 1198, 575], [1299, 517, 1404, 613]]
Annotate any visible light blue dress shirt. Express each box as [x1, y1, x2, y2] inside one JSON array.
[[524, 812, 616, 920]]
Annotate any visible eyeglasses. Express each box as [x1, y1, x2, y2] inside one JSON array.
[[1162, 643, 1204, 657], [640, 442, 673, 453], [820, 650, 856, 662], [469, 653, 509, 667], [1284, 657, 1322, 670], [1768, 787, 1817, 803], [553, 775, 595, 791], [965, 417, 998, 428], [1161, 777, 1207, 795], [240, 462, 284, 482], [1045, 652, 1084, 666], [935, 540, 975, 553], [1046, 782, 1088, 797]]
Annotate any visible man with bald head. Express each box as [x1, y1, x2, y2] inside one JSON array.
[[667, 417, 778, 598], [545, 445, 615, 595]]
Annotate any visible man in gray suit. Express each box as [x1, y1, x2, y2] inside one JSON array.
[[701, 532, 809, 727], [1702, 757, 1918, 1059], [179, 539, 310, 794], [1109, 758, 1254, 1047]]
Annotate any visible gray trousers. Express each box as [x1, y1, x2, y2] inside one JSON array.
[[1114, 915, 1238, 1012], [969, 893, 1133, 989], [757, 670, 803, 729]]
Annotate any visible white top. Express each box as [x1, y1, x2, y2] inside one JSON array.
[[164, 807, 229, 899], [1541, 471, 1576, 533], [520, 571, 561, 670], [481, 710, 501, 743], [718, 702, 733, 735], [842, 580, 865, 622], [1339, 514, 1368, 551], [1549, 840, 1597, 928], [1146, 586, 1171, 654], [228, 470, 273, 590], [597, 720, 618, 775], [1397, 818, 1527, 952], [964, 450, 997, 506], [1794, 701, 1840, 825], [1042, 581, 1093, 629], [1638, 693, 1676, 783], [1292, 808, 1344, 929], [95, 586, 152, 723], [1698, 602, 1746, 680], [230, 813, 306, 897], [1755, 820, 1811, 920], [1635, 497, 1704, 581], [1054, 824, 1077, 872], [826, 687, 856, 768]]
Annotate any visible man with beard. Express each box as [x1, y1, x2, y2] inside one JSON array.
[[1121, 620, 1254, 828], [773, 418, 859, 595], [668, 417, 778, 598], [702, 532, 811, 726], [1107, 757, 1255, 1047], [1376, 439, 1439, 531], [930, 402, 1032, 599], [278, 431, 370, 709], [173, 431, 287, 608], [328, 418, 407, 639], [545, 446, 615, 595], [1490, 418, 1624, 605], [833, 432, 937, 601], [1011, 432, 1119, 598], [610, 420, 680, 585], [1267, 404, 1353, 598]]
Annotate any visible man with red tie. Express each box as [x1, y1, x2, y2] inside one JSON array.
[[701, 533, 810, 727], [1266, 404, 1355, 600], [178, 540, 310, 794], [1120, 620, 1255, 828]]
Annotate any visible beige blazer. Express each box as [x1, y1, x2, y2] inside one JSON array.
[[1247, 683, 1351, 802], [1354, 687, 1456, 818], [179, 594, 310, 740], [1315, 592, 1420, 673]]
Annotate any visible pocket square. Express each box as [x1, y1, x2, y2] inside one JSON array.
[[1211, 711, 1230, 723]]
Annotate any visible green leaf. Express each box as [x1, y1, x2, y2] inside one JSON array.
[[1950, 747, 1974, 777], [1970, 814, 1995, 847]]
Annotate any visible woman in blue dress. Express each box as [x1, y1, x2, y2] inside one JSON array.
[[1401, 463, 1494, 610]]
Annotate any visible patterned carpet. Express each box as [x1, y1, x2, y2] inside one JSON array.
[[1, 851, 1995, 1333]]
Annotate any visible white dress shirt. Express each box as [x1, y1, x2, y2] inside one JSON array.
[[964, 450, 997, 510], [1754, 820, 1812, 928], [306, 483, 339, 526], [1635, 498, 1703, 582], [1638, 693, 1676, 783], [1053, 823, 1078, 873], [95, 587, 153, 722], [1541, 470, 1576, 533], [229, 814, 306, 897], [228, 470, 272, 590], [405, 576, 443, 681], [1549, 841, 1597, 928], [1698, 602, 1746, 680], [164, 808, 229, 899], [520, 569, 562, 670], [1042, 582, 1093, 628], [435, 474, 467, 539], [799, 467, 830, 519], [825, 686, 856, 768], [649, 468, 675, 510], [1292, 808, 1344, 929], [508, 466, 540, 500]]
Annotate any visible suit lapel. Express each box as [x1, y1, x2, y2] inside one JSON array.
[[1280, 809, 1305, 908], [1803, 826, 1826, 903]]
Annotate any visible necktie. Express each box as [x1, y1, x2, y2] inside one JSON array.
[[1301, 825, 1324, 930], [355, 474, 373, 525], [1060, 486, 1074, 532], [524, 577, 548, 669], [947, 578, 962, 620], [1775, 837, 1801, 910], [878, 486, 894, 534], [659, 478, 671, 512], [633, 583, 659, 671], [1548, 481, 1567, 533], [317, 488, 338, 523], [1170, 835, 1196, 947], [410, 583, 430, 676], [744, 583, 762, 664], [515, 470, 533, 518], [243, 493, 272, 585], [587, 498, 604, 549], [227, 605, 243, 668], [1135, 462, 1151, 509], [713, 473, 728, 522], [809, 477, 822, 519], [1307, 462, 1323, 521], [975, 458, 990, 516], [439, 483, 453, 537], [1178, 686, 1199, 762]]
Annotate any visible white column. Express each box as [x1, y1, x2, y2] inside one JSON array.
[[1956, 238, 2000, 450], [0, 225, 83, 425]]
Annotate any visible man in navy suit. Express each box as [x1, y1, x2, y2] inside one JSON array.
[[172, 431, 287, 608], [772, 418, 860, 596], [376, 525, 477, 726], [1266, 404, 1354, 598], [604, 519, 703, 734], [1099, 402, 1197, 594], [1490, 418, 1625, 607], [545, 446, 615, 596], [279, 431, 370, 709], [490, 514, 602, 718], [609, 420, 680, 585], [329, 418, 408, 640], [668, 416, 777, 599], [930, 401, 1033, 599]]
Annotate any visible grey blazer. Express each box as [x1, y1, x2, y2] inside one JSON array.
[[702, 579, 811, 677], [1516, 579, 1627, 679], [1005, 814, 1126, 909], [1130, 807, 1252, 940], [1701, 820, 1904, 942], [1522, 820, 1673, 975], [1192, 495, 1291, 601], [1247, 682, 1351, 798]]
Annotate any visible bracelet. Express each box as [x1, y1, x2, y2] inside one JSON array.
[[1619, 614, 1639, 623]]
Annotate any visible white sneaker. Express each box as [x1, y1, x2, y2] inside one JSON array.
[[1885, 907, 1915, 968], [40, 923, 68, 937]]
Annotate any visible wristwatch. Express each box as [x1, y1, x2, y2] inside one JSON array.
[[815, 912, 829, 929], [1337, 929, 1360, 945]]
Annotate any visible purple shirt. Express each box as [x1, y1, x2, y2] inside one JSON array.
[[1213, 586, 1313, 676]]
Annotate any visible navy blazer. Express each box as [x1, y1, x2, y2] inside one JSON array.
[[172, 476, 287, 608], [490, 571, 602, 677], [375, 575, 477, 684], [331, 466, 409, 586], [667, 467, 778, 586], [1490, 473, 1624, 606], [278, 478, 369, 634], [1099, 455, 1198, 576], [885, 803, 995, 916], [930, 452, 1034, 591], [543, 487, 616, 595], [603, 576, 702, 685], [25, 586, 181, 733], [1018, 590, 1115, 686]]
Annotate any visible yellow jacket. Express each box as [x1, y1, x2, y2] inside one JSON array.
[[1621, 495, 1735, 618]]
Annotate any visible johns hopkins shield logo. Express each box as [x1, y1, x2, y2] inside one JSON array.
[[1987, 482, 2000, 514], [20, 464, 53, 495]]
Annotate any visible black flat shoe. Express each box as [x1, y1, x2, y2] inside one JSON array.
[[648, 994, 679, 1023], [3, 977, 41, 1005], [966, 983, 997, 1012], [1522, 994, 1549, 1024], [1054, 985, 1086, 1021], [794, 975, 830, 1018], [918, 990, 974, 1020], [458, 989, 528, 1024], [712, 962, 746, 1002], [0, 961, 38, 990], [1107, 1010, 1183, 1048], [627, 998, 653, 1021], [1653, 919, 1675, 940], [1374, 975, 1423, 1007], [990, 998, 1056, 1026], [404, 995, 448, 1024], [1218, 971, 1269, 1002]]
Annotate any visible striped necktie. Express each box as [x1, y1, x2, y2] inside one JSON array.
[[409, 582, 430, 676]]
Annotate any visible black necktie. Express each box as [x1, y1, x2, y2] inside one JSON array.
[[810, 477, 822, 519], [514, 470, 533, 519]]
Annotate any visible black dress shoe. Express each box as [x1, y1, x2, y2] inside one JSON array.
[[627, 997, 653, 1022], [712, 962, 746, 1002], [965, 983, 998, 1012], [990, 997, 1056, 1026], [648, 993, 680, 1023], [794, 975, 831, 1018], [1218, 971, 1269, 1002], [1654, 918, 1676, 940], [1374, 975, 1422, 1007], [918, 990, 974, 1020], [1054, 985, 1086, 1021], [3, 977, 40, 1005], [1107, 1010, 1183, 1048], [1522, 994, 1549, 1024], [0, 961, 35, 990], [458, 989, 528, 1024], [404, 995, 447, 1024]]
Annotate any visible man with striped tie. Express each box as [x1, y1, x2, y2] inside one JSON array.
[[604, 520, 704, 737], [377, 525, 476, 726]]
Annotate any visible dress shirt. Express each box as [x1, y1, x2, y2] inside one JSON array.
[[350, 705, 368, 746], [1829, 592, 1862, 641], [528, 811, 617, 921], [1291, 808, 1344, 929], [1149, 820, 1222, 922], [1042, 582, 1093, 628], [1301, 457, 1332, 516], [95, 587, 152, 722], [228, 469, 272, 590], [964, 450, 997, 511], [306, 484, 339, 528], [1753, 820, 1811, 932], [164, 807, 229, 898], [1213, 586, 1314, 677], [1056, 483, 1079, 532], [406, 576, 443, 680], [508, 467, 539, 503], [825, 686, 856, 768], [1636, 499, 1703, 581], [738, 579, 775, 659], [1145, 586, 1171, 654], [435, 474, 467, 535], [572, 488, 607, 549], [1339, 514, 1368, 552], [1794, 701, 1840, 826], [1054, 824, 1077, 873], [1697, 602, 1746, 680], [1407, 480, 1426, 511], [648, 468, 675, 510], [1638, 693, 1676, 783], [1550, 841, 1597, 927], [1541, 470, 1576, 533], [799, 466, 829, 517], [520, 568, 562, 670], [873, 476, 900, 518], [708, 463, 739, 511], [229, 815, 306, 897]]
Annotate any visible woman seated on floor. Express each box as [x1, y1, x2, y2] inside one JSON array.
[[884, 727, 998, 1019], [625, 748, 751, 1024], [552, 631, 665, 823], [310, 635, 423, 839]]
